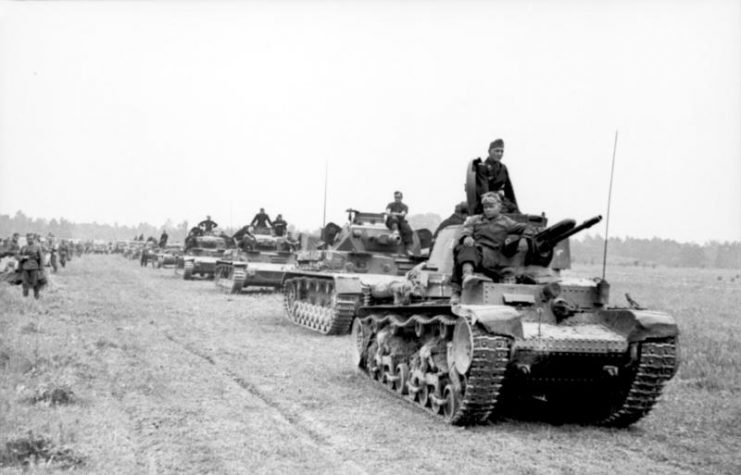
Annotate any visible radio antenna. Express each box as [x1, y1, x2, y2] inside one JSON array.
[[602, 130, 619, 280], [322, 160, 328, 228]]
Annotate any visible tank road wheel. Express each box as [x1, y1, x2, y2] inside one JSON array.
[[231, 267, 246, 294], [430, 381, 445, 415], [396, 363, 410, 395], [183, 262, 194, 280], [442, 384, 461, 421], [417, 382, 430, 408]]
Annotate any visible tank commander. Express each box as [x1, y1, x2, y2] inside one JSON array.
[[433, 201, 469, 240], [385, 190, 414, 254], [250, 208, 273, 229], [198, 215, 218, 233], [17, 233, 44, 299], [476, 138, 518, 213], [273, 214, 288, 237], [450, 192, 529, 304]]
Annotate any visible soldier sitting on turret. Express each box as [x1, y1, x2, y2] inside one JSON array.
[[385, 191, 414, 255], [273, 214, 287, 237], [475, 138, 519, 214], [450, 192, 529, 304]]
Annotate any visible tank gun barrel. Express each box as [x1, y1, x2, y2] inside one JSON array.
[[536, 215, 602, 251]]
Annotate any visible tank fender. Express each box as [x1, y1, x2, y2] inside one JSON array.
[[452, 305, 523, 339], [598, 309, 679, 342]]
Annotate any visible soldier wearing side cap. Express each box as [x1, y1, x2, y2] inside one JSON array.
[[476, 138, 518, 213], [450, 192, 529, 304]]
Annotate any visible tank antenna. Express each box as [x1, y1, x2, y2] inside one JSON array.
[[322, 160, 328, 228], [602, 130, 619, 280]]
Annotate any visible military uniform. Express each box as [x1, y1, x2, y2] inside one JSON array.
[[18, 240, 44, 298], [198, 219, 218, 233], [386, 201, 413, 246], [452, 213, 528, 285], [273, 217, 287, 237], [250, 212, 272, 229], [476, 158, 518, 213]]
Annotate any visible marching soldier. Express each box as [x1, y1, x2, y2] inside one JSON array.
[[17, 233, 45, 299]]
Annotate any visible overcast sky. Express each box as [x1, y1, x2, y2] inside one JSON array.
[[1, 0, 739, 243]]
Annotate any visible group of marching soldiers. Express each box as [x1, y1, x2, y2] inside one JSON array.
[[0, 232, 79, 299]]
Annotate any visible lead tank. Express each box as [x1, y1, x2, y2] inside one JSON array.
[[282, 209, 431, 335], [351, 160, 679, 426]]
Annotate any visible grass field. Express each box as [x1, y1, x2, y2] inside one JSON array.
[[0, 256, 739, 474]]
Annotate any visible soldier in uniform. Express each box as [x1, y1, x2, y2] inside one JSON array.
[[250, 208, 272, 229], [159, 230, 169, 248], [475, 139, 518, 213], [17, 233, 44, 299], [385, 191, 414, 254], [198, 215, 218, 233], [433, 201, 469, 240], [450, 192, 530, 303], [47, 233, 59, 273], [273, 214, 287, 237]]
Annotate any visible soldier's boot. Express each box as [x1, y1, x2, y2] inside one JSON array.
[[461, 263, 476, 289], [22, 286, 29, 298], [33, 288, 40, 299]]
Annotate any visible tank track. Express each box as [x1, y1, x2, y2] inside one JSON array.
[[283, 277, 359, 335], [183, 261, 194, 280], [357, 313, 513, 425], [599, 337, 678, 427], [215, 264, 245, 294]]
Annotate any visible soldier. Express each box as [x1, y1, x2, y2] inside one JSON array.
[[475, 138, 518, 213], [433, 201, 469, 240], [47, 233, 59, 273], [59, 240, 69, 268], [273, 214, 287, 237], [198, 215, 218, 233], [450, 192, 529, 303], [250, 208, 272, 229], [385, 191, 414, 254], [17, 233, 45, 299], [159, 230, 169, 248]]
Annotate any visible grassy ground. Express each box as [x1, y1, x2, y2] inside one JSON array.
[[0, 256, 739, 474]]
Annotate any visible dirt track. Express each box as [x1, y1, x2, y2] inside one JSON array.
[[1, 255, 739, 474]]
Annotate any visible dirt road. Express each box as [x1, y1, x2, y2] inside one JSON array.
[[1, 256, 738, 474]]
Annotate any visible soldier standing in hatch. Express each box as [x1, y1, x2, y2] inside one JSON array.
[[250, 208, 272, 229], [198, 215, 218, 233], [17, 233, 45, 299], [476, 138, 519, 213], [159, 230, 169, 248], [385, 191, 414, 255]]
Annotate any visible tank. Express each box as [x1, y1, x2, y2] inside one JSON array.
[[175, 233, 230, 280], [154, 243, 184, 269], [351, 160, 679, 426], [215, 227, 297, 293], [282, 209, 432, 335]]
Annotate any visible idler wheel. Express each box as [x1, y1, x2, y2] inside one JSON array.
[[452, 318, 474, 375], [396, 363, 410, 395]]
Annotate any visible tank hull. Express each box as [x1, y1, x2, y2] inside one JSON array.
[[353, 300, 679, 426]]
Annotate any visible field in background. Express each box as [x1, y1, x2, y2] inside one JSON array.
[[0, 257, 739, 474]]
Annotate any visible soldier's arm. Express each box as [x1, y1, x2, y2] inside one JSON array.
[[459, 216, 479, 240]]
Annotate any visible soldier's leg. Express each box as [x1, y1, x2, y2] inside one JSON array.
[[29, 270, 40, 299], [21, 270, 30, 297]]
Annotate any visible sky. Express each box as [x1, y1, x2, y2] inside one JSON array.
[[0, 0, 739, 244]]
